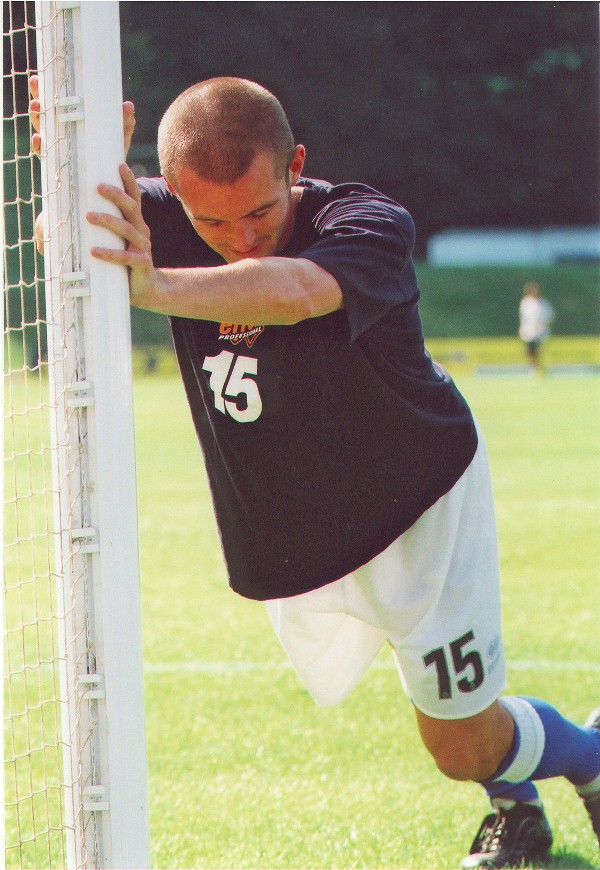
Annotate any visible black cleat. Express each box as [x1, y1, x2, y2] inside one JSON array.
[[580, 708, 600, 845], [461, 802, 553, 869], [584, 791, 600, 844]]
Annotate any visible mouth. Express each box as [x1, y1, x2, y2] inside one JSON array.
[[230, 242, 267, 259]]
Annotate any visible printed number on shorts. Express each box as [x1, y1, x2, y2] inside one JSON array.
[[202, 350, 262, 423], [423, 630, 484, 700]]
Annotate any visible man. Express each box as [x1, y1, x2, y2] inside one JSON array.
[[32, 76, 600, 867], [518, 281, 555, 374]]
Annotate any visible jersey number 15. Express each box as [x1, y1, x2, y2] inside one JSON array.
[[202, 350, 263, 423]]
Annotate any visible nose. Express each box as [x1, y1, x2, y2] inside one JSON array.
[[231, 220, 258, 252]]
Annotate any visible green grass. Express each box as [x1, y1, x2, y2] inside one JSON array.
[[131, 349, 600, 869], [415, 264, 600, 337], [4, 338, 599, 868]]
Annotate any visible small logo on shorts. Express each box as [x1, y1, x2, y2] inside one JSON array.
[[487, 634, 501, 674]]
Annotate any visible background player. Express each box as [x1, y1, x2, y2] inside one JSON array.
[[518, 281, 556, 374]]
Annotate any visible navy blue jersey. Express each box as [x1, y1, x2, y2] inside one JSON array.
[[139, 176, 478, 600]]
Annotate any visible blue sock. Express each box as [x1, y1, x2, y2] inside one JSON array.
[[480, 696, 600, 803], [480, 711, 540, 804]]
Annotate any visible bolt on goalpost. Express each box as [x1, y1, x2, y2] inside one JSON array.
[[4, 2, 150, 868]]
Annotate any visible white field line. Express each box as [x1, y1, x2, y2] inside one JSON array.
[[145, 658, 600, 675]]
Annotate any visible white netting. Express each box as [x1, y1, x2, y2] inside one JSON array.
[[5, 4, 149, 866], [3, 2, 69, 868]]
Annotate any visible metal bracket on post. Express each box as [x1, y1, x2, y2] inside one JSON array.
[[58, 96, 85, 123], [63, 271, 90, 298], [78, 674, 106, 701], [70, 527, 99, 554], [83, 786, 109, 813], [66, 380, 94, 408]]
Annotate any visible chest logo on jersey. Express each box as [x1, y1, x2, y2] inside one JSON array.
[[219, 323, 265, 349]]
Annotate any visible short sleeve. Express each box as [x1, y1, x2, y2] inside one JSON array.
[[298, 189, 419, 340]]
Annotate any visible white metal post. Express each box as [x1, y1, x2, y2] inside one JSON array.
[[35, 2, 150, 867]]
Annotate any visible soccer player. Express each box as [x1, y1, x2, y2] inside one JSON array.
[[518, 281, 556, 374], [31, 76, 600, 867]]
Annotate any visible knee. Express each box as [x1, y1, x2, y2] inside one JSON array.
[[427, 738, 500, 782], [415, 702, 515, 783]]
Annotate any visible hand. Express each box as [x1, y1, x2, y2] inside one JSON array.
[[29, 75, 41, 157], [123, 101, 136, 158], [30, 75, 138, 258], [29, 74, 136, 159], [87, 163, 157, 309]]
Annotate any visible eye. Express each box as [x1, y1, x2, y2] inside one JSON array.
[[251, 209, 269, 220]]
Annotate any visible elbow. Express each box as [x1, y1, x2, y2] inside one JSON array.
[[242, 257, 342, 325], [277, 258, 343, 324], [279, 288, 321, 325]]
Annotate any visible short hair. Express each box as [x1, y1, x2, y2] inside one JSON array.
[[157, 77, 296, 189], [523, 281, 541, 298]]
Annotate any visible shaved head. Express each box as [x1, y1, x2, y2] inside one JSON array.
[[158, 77, 296, 190]]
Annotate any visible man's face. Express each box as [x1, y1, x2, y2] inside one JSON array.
[[172, 150, 302, 264]]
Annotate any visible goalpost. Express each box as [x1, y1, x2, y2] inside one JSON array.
[[3, 2, 150, 868]]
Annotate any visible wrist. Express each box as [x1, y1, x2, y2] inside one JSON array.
[[129, 264, 165, 313]]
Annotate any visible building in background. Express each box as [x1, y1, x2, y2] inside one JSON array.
[[427, 227, 600, 265]]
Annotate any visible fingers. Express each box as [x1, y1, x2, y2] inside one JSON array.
[[30, 99, 40, 129], [91, 165, 146, 229], [87, 164, 151, 259], [87, 209, 150, 252], [88, 244, 151, 268], [29, 75, 40, 132], [29, 75, 42, 156], [34, 212, 45, 256], [123, 101, 136, 156], [29, 74, 135, 160], [119, 162, 141, 202]]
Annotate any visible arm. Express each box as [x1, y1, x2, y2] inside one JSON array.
[[88, 164, 343, 325], [148, 258, 343, 324]]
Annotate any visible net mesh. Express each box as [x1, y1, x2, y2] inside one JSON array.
[[5, 4, 148, 865], [3, 3, 67, 867]]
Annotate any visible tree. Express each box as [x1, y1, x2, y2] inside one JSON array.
[[120, 2, 600, 252]]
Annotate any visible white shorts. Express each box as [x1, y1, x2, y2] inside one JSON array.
[[266, 431, 506, 720]]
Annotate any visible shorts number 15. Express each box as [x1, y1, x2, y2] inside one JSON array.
[[423, 630, 485, 700]]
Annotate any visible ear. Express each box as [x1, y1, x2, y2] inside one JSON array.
[[165, 177, 180, 199], [288, 144, 306, 186]]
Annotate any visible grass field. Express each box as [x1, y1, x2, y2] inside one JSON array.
[[131, 343, 600, 869]]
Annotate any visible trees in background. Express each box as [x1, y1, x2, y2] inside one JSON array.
[[4, 2, 597, 254], [120, 1, 599, 254]]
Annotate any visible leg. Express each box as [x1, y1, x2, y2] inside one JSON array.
[[414, 695, 600, 867], [386, 432, 598, 865], [414, 700, 555, 868], [416, 695, 600, 792], [414, 700, 514, 782]]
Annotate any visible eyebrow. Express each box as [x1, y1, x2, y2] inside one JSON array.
[[192, 198, 279, 222]]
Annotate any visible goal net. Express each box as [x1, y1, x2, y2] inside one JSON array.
[[3, 2, 149, 867]]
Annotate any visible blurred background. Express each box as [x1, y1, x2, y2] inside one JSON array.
[[5, 1, 600, 356], [121, 2, 598, 252], [120, 0, 599, 351], [4, 7, 599, 867]]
